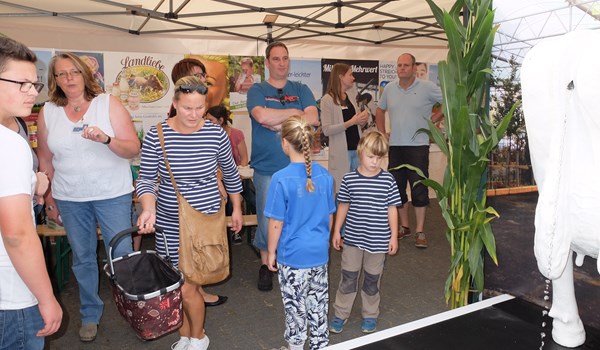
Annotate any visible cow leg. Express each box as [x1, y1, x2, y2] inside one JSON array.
[[549, 250, 586, 347]]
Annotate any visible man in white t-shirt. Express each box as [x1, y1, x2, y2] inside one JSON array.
[[0, 36, 62, 350]]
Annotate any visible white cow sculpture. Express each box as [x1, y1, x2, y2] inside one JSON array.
[[521, 30, 600, 348]]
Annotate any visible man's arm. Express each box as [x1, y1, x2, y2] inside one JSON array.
[[375, 107, 387, 134], [251, 106, 305, 129], [0, 194, 62, 336], [301, 105, 319, 126]]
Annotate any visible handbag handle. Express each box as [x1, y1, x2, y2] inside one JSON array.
[[107, 225, 169, 275]]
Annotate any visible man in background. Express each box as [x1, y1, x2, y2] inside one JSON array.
[[375, 53, 442, 249]]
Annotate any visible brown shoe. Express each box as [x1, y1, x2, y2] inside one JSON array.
[[398, 226, 412, 240], [79, 323, 97, 342], [415, 232, 428, 248]]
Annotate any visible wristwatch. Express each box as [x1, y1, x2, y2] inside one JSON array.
[[103, 135, 112, 145]]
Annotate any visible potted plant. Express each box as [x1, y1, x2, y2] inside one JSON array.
[[414, 0, 519, 308]]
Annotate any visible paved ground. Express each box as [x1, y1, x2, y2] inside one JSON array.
[[44, 193, 599, 349], [45, 202, 450, 350]]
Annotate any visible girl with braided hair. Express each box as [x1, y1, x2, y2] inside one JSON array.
[[264, 116, 335, 350]]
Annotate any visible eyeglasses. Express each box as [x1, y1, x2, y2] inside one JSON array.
[[0, 77, 44, 93], [277, 88, 285, 105], [54, 70, 82, 80], [176, 84, 209, 95]]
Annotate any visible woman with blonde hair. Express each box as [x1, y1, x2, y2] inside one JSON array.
[[265, 116, 335, 350], [37, 52, 140, 342], [136, 76, 243, 350], [320, 63, 370, 192]]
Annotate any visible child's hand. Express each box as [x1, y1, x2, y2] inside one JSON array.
[[388, 238, 398, 255], [332, 232, 343, 251], [267, 251, 278, 272]]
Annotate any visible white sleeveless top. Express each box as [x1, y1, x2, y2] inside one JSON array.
[[45, 94, 133, 201]]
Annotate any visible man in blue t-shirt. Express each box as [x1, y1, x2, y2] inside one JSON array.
[[375, 53, 443, 250], [246, 41, 318, 291]]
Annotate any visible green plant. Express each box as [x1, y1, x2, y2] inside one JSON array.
[[419, 0, 519, 308]]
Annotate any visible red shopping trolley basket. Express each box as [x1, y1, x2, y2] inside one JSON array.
[[104, 226, 184, 340]]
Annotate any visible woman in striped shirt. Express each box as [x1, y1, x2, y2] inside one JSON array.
[[136, 76, 243, 350]]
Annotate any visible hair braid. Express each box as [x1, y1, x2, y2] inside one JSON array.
[[300, 128, 314, 192]]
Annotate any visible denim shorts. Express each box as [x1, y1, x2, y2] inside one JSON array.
[[0, 305, 44, 350]]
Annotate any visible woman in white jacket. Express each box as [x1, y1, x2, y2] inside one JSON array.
[[320, 63, 370, 192]]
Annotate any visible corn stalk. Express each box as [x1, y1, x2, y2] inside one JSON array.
[[417, 0, 519, 308]]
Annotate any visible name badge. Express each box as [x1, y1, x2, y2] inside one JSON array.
[[73, 123, 88, 133]]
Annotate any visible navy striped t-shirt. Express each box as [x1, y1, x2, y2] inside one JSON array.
[[337, 169, 402, 253]]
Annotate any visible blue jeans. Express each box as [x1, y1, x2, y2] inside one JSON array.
[[252, 172, 272, 251], [348, 150, 360, 172], [55, 193, 133, 324], [0, 305, 44, 350]]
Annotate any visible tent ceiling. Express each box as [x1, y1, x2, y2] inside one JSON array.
[[492, 0, 600, 68], [0, 0, 457, 46]]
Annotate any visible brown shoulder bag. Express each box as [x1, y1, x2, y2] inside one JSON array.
[[157, 123, 230, 285]]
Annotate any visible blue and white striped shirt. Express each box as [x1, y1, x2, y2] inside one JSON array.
[[338, 169, 402, 253], [136, 120, 242, 215]]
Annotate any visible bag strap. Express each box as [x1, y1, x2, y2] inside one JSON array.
[[156, 122, 179, 193], [16, 117, 29, 136]]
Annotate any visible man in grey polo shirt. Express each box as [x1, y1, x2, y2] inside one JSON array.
[[375, 53, 443, 249]]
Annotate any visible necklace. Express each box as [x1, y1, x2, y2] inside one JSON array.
[[70, 101, 85, 113]]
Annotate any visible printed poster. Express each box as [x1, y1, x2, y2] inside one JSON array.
[[229, 55, 265, 111], [32, 49, 53, 106], [103, 52, 181, 164], [186, 54, 230, 109], [322, 58, 379, 120]]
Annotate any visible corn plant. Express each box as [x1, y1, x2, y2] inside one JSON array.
[[418, 0, 519, 308]]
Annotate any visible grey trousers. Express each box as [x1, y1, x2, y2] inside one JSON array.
[[332, 245, 386, 320]]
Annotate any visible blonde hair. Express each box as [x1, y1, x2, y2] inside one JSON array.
[[281, 116, 316, 192], [48, 52, 103, 106], [357, 130, 389, 158], [173, 76, 208, 101]]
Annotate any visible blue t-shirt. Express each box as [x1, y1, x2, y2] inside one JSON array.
[[247, 81, 317, 175], [264, 162, 335, 268], [379, 79, 442, 146], [338, 169, 402, 253]]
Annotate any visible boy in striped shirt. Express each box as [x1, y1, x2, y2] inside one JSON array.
[[330, 131, 402, 334]]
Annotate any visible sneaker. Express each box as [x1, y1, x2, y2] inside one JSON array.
[[232, 232, 243, 245], [258, 264, 273, 291], [172, 336, 190, 350], [361, 318, 377, 333], [188, 335, 209, 350], [415, 232, 428, 248], [329, 316, 347, 334], [398, 226, 412, 240], [79, 323, 98, 342]]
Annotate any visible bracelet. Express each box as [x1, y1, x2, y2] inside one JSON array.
[[103, 135, 112, 145], [46, 205, 55, 212]]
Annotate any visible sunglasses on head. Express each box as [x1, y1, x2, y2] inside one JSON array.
[[176, 84, 208, 95]]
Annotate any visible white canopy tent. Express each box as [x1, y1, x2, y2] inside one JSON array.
[[0, 0, 457, 63], [492, 0, 600, 73]]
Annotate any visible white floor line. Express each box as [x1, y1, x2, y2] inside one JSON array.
[[323, 294, 515, 350]]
